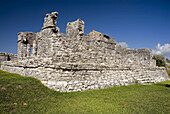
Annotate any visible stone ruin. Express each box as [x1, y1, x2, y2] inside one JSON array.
[[1, 11, 169, 92], [0, 52, 17, 66]]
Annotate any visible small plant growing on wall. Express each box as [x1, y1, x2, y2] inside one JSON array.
[[82, 61, 87, 63]]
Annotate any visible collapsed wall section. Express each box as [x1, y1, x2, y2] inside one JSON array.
[[0, 52, 17, 66], [52, 32, 155, 68]]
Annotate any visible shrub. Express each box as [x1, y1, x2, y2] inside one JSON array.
[[152, 55, 165, 67], [167, 69, 170, 76], [166, 58, 170, 63]]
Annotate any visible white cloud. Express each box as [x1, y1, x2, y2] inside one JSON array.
[[152, 43, 170, 57], [118, 42, 128, 48]]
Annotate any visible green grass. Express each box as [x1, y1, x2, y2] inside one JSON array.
[[0, 70, 170, 114], [166, 66, 170, 76], [167, 69, 170, 76], [166, 65, 170, 69]]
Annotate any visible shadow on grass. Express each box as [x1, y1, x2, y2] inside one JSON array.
[[154, 81, 170, 88]]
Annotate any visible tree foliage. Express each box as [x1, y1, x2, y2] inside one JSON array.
[[152, 55, 165, 67], [166, 58, 170, 63]]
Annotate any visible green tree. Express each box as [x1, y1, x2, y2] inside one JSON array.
[[166, 58, 170, 63], [152, 55, 165, 67]]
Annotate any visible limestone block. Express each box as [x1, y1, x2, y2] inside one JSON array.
[[48, 80, 57, 86], [56, 81, 68, 87]]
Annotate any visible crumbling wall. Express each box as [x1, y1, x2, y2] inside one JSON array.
[[17, 32, 37, 59], [52, 32, 155, 68], [37, 12, 60, 58], [66, 19, 84, 38], [0, 52, 17, 66]]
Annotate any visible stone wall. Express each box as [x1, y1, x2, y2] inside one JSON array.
[[1, 11, 169, 92], [1, 59, 168, 92], [0, 52, 17, 66]]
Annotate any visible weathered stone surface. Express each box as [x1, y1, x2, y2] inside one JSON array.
[[1, 11, 169, 92], [17, 32, 36, 59], [0, 52, 17, 66], [66, 19, 84, 38], [42, 12, 58, 30], [89, 30, 102, 37]]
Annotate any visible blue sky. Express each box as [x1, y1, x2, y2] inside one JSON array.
[[0, 0, 169, 58]]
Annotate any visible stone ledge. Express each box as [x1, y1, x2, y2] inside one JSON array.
[[1, 61, 165, 71]]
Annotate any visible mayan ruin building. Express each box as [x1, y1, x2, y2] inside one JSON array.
[[1, 11, 169, 92]]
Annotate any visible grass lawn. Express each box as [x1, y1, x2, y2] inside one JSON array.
[[167, 69, 170, 77], [0, 70, 170, 113], [166, 66, 170, 77]]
